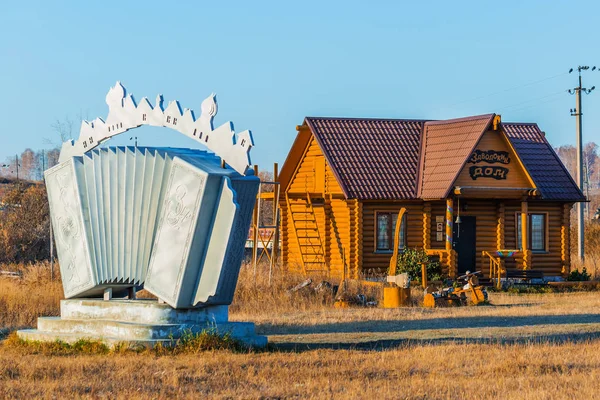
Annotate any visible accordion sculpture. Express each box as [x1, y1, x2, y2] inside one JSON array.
[[46, 82, 259, 309]]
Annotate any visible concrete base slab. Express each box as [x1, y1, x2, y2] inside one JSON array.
[[60, 299, 229, 324], [17, 299, 267, 348]]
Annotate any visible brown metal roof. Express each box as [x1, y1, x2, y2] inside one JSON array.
[[305, 117, 426, 200], [418, 114, 495, 199], [283, 114, 584, 202], [502, 123, 585, 202]]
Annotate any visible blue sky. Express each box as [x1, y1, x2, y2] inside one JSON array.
[[1, 0, 599, 170]]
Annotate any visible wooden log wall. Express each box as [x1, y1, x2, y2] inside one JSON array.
[[423, 202, 431, 250], [429, 201, 447, 250], [281, 196, 327, 272], [280, 131, 571, 279], [287, 137, 344, 196], [360, 202, 424, 275], [502, 201, 566, 276], [349, 199, 362, 279], [504, 202, 519, 270], [527, 202, 565, 276], [326, 196, 352, 279], [281, 134, 352, 278]]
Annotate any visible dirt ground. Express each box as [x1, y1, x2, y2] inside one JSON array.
[[251, 291, 600, 350]]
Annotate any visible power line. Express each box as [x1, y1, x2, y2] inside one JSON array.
[[496, 90, 566, 111], [446, 71, 568, 108], [505, 94, 565, 114]]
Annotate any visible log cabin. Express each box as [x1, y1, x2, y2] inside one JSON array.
[[278, 113, 585, 280]]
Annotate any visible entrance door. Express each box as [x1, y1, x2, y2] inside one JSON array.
[[453, 216, 477, 274]]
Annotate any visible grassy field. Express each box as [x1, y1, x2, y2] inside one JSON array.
[[2, 263, 600, 399]]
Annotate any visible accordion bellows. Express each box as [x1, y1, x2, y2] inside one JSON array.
[[45, 147, 259, 309]]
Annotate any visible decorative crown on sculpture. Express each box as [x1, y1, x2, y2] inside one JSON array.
[[59, 81, 253, 175], [47, 82, 260, 309]]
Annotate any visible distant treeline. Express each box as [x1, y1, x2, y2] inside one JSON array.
[[1, 148, 60, 182]]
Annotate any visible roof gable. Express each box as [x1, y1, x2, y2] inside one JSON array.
[[418, 114, 495, 199], [453, 129, 535, 190], [279, 125, 313, 193]]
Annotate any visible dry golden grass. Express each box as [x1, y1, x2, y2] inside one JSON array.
[[2, 262, 600, 398], [2, 339, 600, 398], [0, 262, 62, 336]]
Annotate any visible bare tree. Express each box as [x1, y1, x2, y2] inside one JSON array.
[[1, 155, 19, 179], [46, 116, 74, 147], [46, 111, 90, 146], [34, 151, 46, 180], [46, 148, 60, 169], [556, 145, 576, 178], [584, 142, 599, 189], [20, 148, 37, 181], [556, 142, 599, 191]]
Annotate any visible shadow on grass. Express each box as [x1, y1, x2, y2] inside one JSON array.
[[271, 331, 600, 352], [490, 303, 542, 308], [259, 313, 600, 336]]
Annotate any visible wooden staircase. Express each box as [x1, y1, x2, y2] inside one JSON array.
[[286, 195, 328, 275]]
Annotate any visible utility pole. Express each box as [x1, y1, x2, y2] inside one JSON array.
[[41, 149, 46, 172], [2, 155, 21, 188], [569, 66, 597, 262], [15, 154, 19, 189]]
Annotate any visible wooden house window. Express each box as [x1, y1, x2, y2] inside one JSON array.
[[376, 212, 407, 252], [516, 213, 547, 251]]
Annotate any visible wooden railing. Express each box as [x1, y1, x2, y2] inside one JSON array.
[[482, 250, 520, 289], [482, 251, 502, 289]]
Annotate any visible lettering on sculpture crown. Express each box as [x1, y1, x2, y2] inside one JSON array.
[[59, 82, 254, 175]]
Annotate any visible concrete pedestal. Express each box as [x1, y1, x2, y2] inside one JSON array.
[[17, 299, 267, 348]]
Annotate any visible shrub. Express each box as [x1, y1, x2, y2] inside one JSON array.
[[391, 248, 443, 282], [4, 333, 110, 356], [155, 329, 245, 355], [3, 329, 245, 356], [567, 267, 592, 281]]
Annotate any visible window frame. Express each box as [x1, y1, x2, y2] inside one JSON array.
[[515, 212, 549, 253], [374, 211, 408, 253]]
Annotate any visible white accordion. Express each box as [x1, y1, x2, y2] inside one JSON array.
[[45, 147, 259, 308]]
